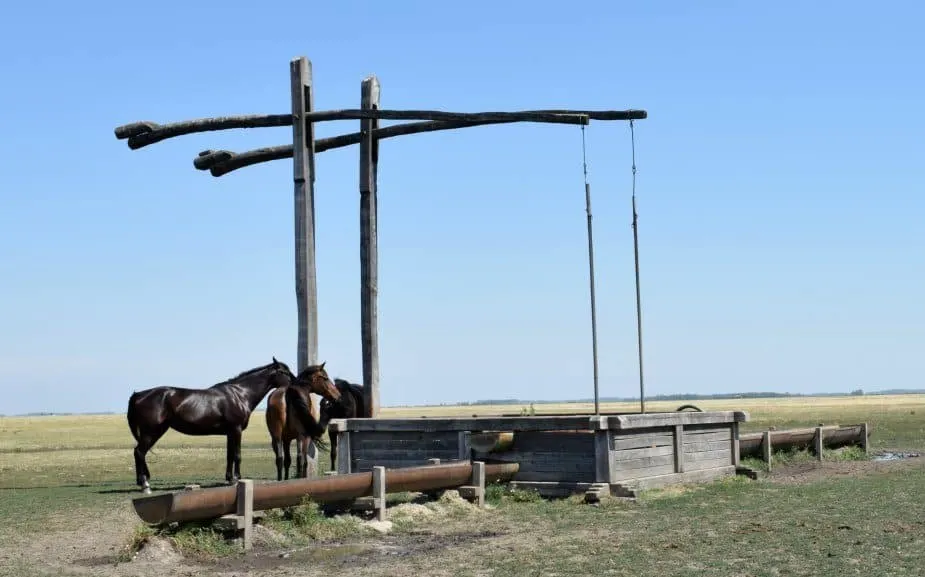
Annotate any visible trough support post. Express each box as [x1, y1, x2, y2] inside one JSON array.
[[291, 56, 319, 371], [471, 461, 486, 508], [236, 479, 254, 551], [360, 75, 381, 418], [860, 422, 869, 454], [732, 421, 741, 467], [762, 430, 773, 470], [372, 465, 387, 521], [459, 461, 486, 507], [674, 425, 685, 473], [336, 431, 352, 474], [814, 426, 824, 461]]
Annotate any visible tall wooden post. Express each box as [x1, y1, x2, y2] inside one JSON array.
[[291, 57, 319, 372], [360, 76, 381, 418]]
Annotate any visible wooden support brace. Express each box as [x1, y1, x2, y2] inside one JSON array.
[[458, 461, 486, 508], [762, 430, 773, 470], [814, 426, 824, 461], [372, 465, 386, 521], [226, 479, 253, 551], [732, 422, 741, 467], [674, 425, 685, 473]]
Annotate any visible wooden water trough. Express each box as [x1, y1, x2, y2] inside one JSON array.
[[739, 423, 870, 467], [329, 411, 749, 498]]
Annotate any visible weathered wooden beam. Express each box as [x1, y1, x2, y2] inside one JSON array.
[[116, 115, 293, 149], [359, 76, 381, 419], [291, 56, 319, 372], [116, 108, 646, 150], [192, 113, 634, 177]]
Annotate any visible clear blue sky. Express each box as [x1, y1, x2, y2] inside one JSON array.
[[1, 1, 923, 415]]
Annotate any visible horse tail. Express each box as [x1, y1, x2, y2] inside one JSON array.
[[285, 385, 326, 441], [126, 392, 142, 444]]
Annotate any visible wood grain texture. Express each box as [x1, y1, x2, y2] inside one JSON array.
[[609, 411, 747, 429], [615, 465, 737, 491], [291, 57, 319, 372], [359, 77, 381, 418]]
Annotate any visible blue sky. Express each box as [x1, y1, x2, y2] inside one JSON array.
[[1, 1, 923, 415]]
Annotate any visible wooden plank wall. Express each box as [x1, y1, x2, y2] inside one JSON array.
[[681, 423, 733, 472], [609, 423, 734, 481], [609, 426, 676, 481], [349, 431, 465, 472], [483, 431, 596, 483]]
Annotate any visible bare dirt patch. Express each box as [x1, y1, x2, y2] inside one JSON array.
[[766, 451, 924, 485]]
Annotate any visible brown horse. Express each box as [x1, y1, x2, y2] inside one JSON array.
[[126, 357, 294, 493], [265, 362, 342, 480]]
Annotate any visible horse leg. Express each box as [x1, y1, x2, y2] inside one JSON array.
[[134, 426, 167, 494], [283, 440, 292, 480], [272, 438, 284, 482], [226, 429, 243, 484], [302, 437, 313, 478], [329, 429, 337, 471], [295, 437, 304, 479]]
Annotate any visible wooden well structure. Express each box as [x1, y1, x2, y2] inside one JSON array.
[[113, 55, 755, 497], [330, 411, 748, 497]]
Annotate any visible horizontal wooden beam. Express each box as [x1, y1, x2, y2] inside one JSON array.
[[193, 111, 647, 177], [115, 115, 293, 149], [115, 108, 647, 150], [328, 411, 743, 434]]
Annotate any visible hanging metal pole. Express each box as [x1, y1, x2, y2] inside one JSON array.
[[581, 125, 601, 415], [629, 120, 646, 413]]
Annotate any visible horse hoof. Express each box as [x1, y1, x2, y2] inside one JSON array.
[[143, 487, 152, 495]]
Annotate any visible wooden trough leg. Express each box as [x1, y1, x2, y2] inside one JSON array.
[[458, 461, 486, 508], [237, 479, 254, 551], [372, 465, 386, 521], [352, 465, 387, 520], [762, 430, 773, 471], [814, 426, 824, 461]]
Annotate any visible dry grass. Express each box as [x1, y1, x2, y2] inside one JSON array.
[[1, 394, 923, 576]]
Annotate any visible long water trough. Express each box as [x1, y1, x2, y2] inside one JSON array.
[[329, 411, 750, 498]]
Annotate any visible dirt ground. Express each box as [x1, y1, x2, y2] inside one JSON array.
[[2, 456, 922, 577]]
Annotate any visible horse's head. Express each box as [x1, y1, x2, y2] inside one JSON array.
[[294, 361, 342, 402], [268, 356, 295, 389]]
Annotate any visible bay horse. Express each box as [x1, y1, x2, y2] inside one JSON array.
[[318, 378, 370, 471], [265, 363, 344, 480], [126, 357, 295, 494]]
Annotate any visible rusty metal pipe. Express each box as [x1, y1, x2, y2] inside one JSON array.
[[133, 461, 519, 525]]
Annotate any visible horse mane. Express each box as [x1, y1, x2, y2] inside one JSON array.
[[211, 360, 282, 388]]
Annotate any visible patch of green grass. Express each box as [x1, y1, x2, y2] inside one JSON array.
[[479, 464, 925, 576]]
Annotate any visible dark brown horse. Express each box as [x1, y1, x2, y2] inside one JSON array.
[[126, 357, 294, 493], [265, 362, 343, 480], [318, 378, 370, 471]]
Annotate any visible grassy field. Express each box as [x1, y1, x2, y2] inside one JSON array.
[[0, 394, 923, 576]]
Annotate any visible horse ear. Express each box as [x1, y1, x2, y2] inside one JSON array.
[[320, 361, 326, 370], [272, 356, 279, 364]]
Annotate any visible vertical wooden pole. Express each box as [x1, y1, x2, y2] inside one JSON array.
[[291, 56, 319, 372], [732, 422, 741, 467], [360, 76, 381, 418], [762, 430, 773, 470], [814, 426, 824, 461], [471, 461, 486, 508], [673, 425, 685, 473], [860, 422, 869, 454], [236, 479, 254, 551], [372, 465, 386, 521]]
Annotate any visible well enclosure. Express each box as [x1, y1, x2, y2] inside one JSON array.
[[330, 410, 749, 497]]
